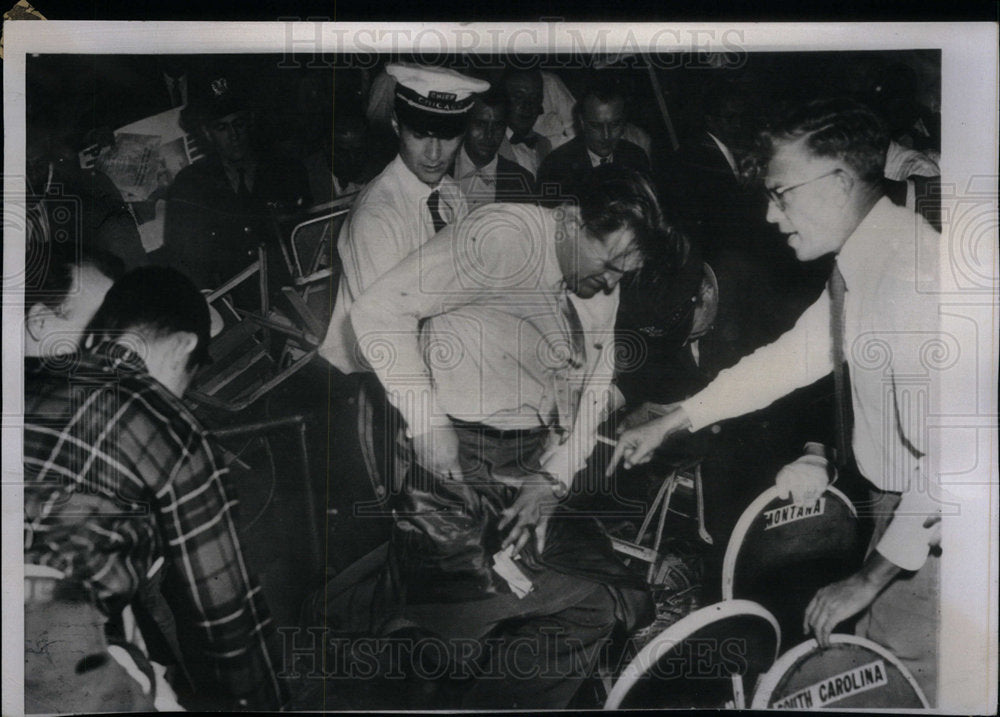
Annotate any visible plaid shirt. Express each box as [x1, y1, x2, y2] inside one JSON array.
[[24, 343, 286, 709]]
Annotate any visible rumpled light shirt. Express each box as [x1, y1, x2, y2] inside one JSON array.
[[350, 203, 620, 490], [454, 146, 498, 211], [682, 197, 944, 571], [319, 155, 466, 373]]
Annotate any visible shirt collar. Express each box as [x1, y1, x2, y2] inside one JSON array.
[[222, 161, 256, 193], [835, 195, 897, 291], [455, 146, 498, 181], [27, 342, 151, 379], [587, 147, 612, 168], [707, 132, 739, 176]]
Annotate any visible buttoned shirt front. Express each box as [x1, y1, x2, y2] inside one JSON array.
[[454, 146, 498, 211], [350, 202, 620, 489], [319, 154, 467, 373], [682, 197, 943, 571]]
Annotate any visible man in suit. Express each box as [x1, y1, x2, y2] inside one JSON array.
[[496, 68, 552, 180], [454, 87, 536, 209], [659, 82, 755, 262], [163, 72, 311, 290], [537, 80, 650, 202]]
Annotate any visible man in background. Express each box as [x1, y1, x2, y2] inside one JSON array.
[[165, 72, 311, 289], [537, 79, 650, 201], [453, 87, 536, 209], [497, 68, 552, 180]]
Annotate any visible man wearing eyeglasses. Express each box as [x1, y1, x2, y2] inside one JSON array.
[[609, 98, 946, 704], [537, 80, 650, 201]]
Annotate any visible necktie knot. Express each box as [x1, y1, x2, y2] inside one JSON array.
[[599, 156, 612, 166]]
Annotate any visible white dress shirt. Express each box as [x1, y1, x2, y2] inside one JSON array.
[[454, 146, 498, 211], [587, 147, 612, 168], [499, 128, 544, 177], [350, 203, 620, 490], [318, 155, 466, 373], [682, 197, 944, 570]]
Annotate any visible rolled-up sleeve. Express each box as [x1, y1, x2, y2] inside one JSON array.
[[682, 289, 833, 431]]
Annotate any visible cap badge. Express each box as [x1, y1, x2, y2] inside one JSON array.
[[210, 77, 229, 97]]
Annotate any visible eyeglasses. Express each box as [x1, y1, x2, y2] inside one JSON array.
[[764, 169, 841, 211], [602, 247, 643, 277]]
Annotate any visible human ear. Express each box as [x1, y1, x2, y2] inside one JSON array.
[[167, 331, 198, 371], [390, 113, 400, 137], [25, 303, 51, 342], [834, 170, 855, 206]]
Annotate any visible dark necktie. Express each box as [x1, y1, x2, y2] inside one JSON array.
[[167, 77, 181, 107], [236, 169, 252, 205], [427, 189, 448, 233], [829, 261, 850, 468], [600, 156, 612, 166]]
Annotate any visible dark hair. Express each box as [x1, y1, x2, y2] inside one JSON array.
[[472, 86, 510, 120], [574, 76, 627, 123], [24, 242, 123, 313], [87, 266, 211, 370], [577, 165, 681, 269], [500, 67, 543, 91], [744, 97, 889, 184]]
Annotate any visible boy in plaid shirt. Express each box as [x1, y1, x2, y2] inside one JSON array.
[[24, 266, 286, 710]]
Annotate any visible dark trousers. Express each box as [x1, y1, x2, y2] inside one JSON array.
[[391, 423, 619, 709]]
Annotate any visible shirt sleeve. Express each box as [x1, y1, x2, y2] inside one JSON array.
[[869, 269, 945, 571], [350, 213, 539, 437], [681, 288, 834, 431], [875, 479, 941, 571], [338, 203, 413, 302], [155, 431, 286, 709]]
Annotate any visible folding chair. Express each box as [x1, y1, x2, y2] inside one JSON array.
[[605, 599, 781, 709], [722, 486, 865, 645], [751, 634, 930, 709], [207, 414, 323, 572], [609, 458, 712, 584], [270, 194, 356, 340], [186, 244, 320, 412]]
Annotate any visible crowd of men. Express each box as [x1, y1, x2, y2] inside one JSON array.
[[22, 55, 945, 711]]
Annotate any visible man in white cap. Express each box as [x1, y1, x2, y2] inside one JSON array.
[[318, 63, 490, 537]]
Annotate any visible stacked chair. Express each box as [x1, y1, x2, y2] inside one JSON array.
[[603, 485, 930, 709]]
